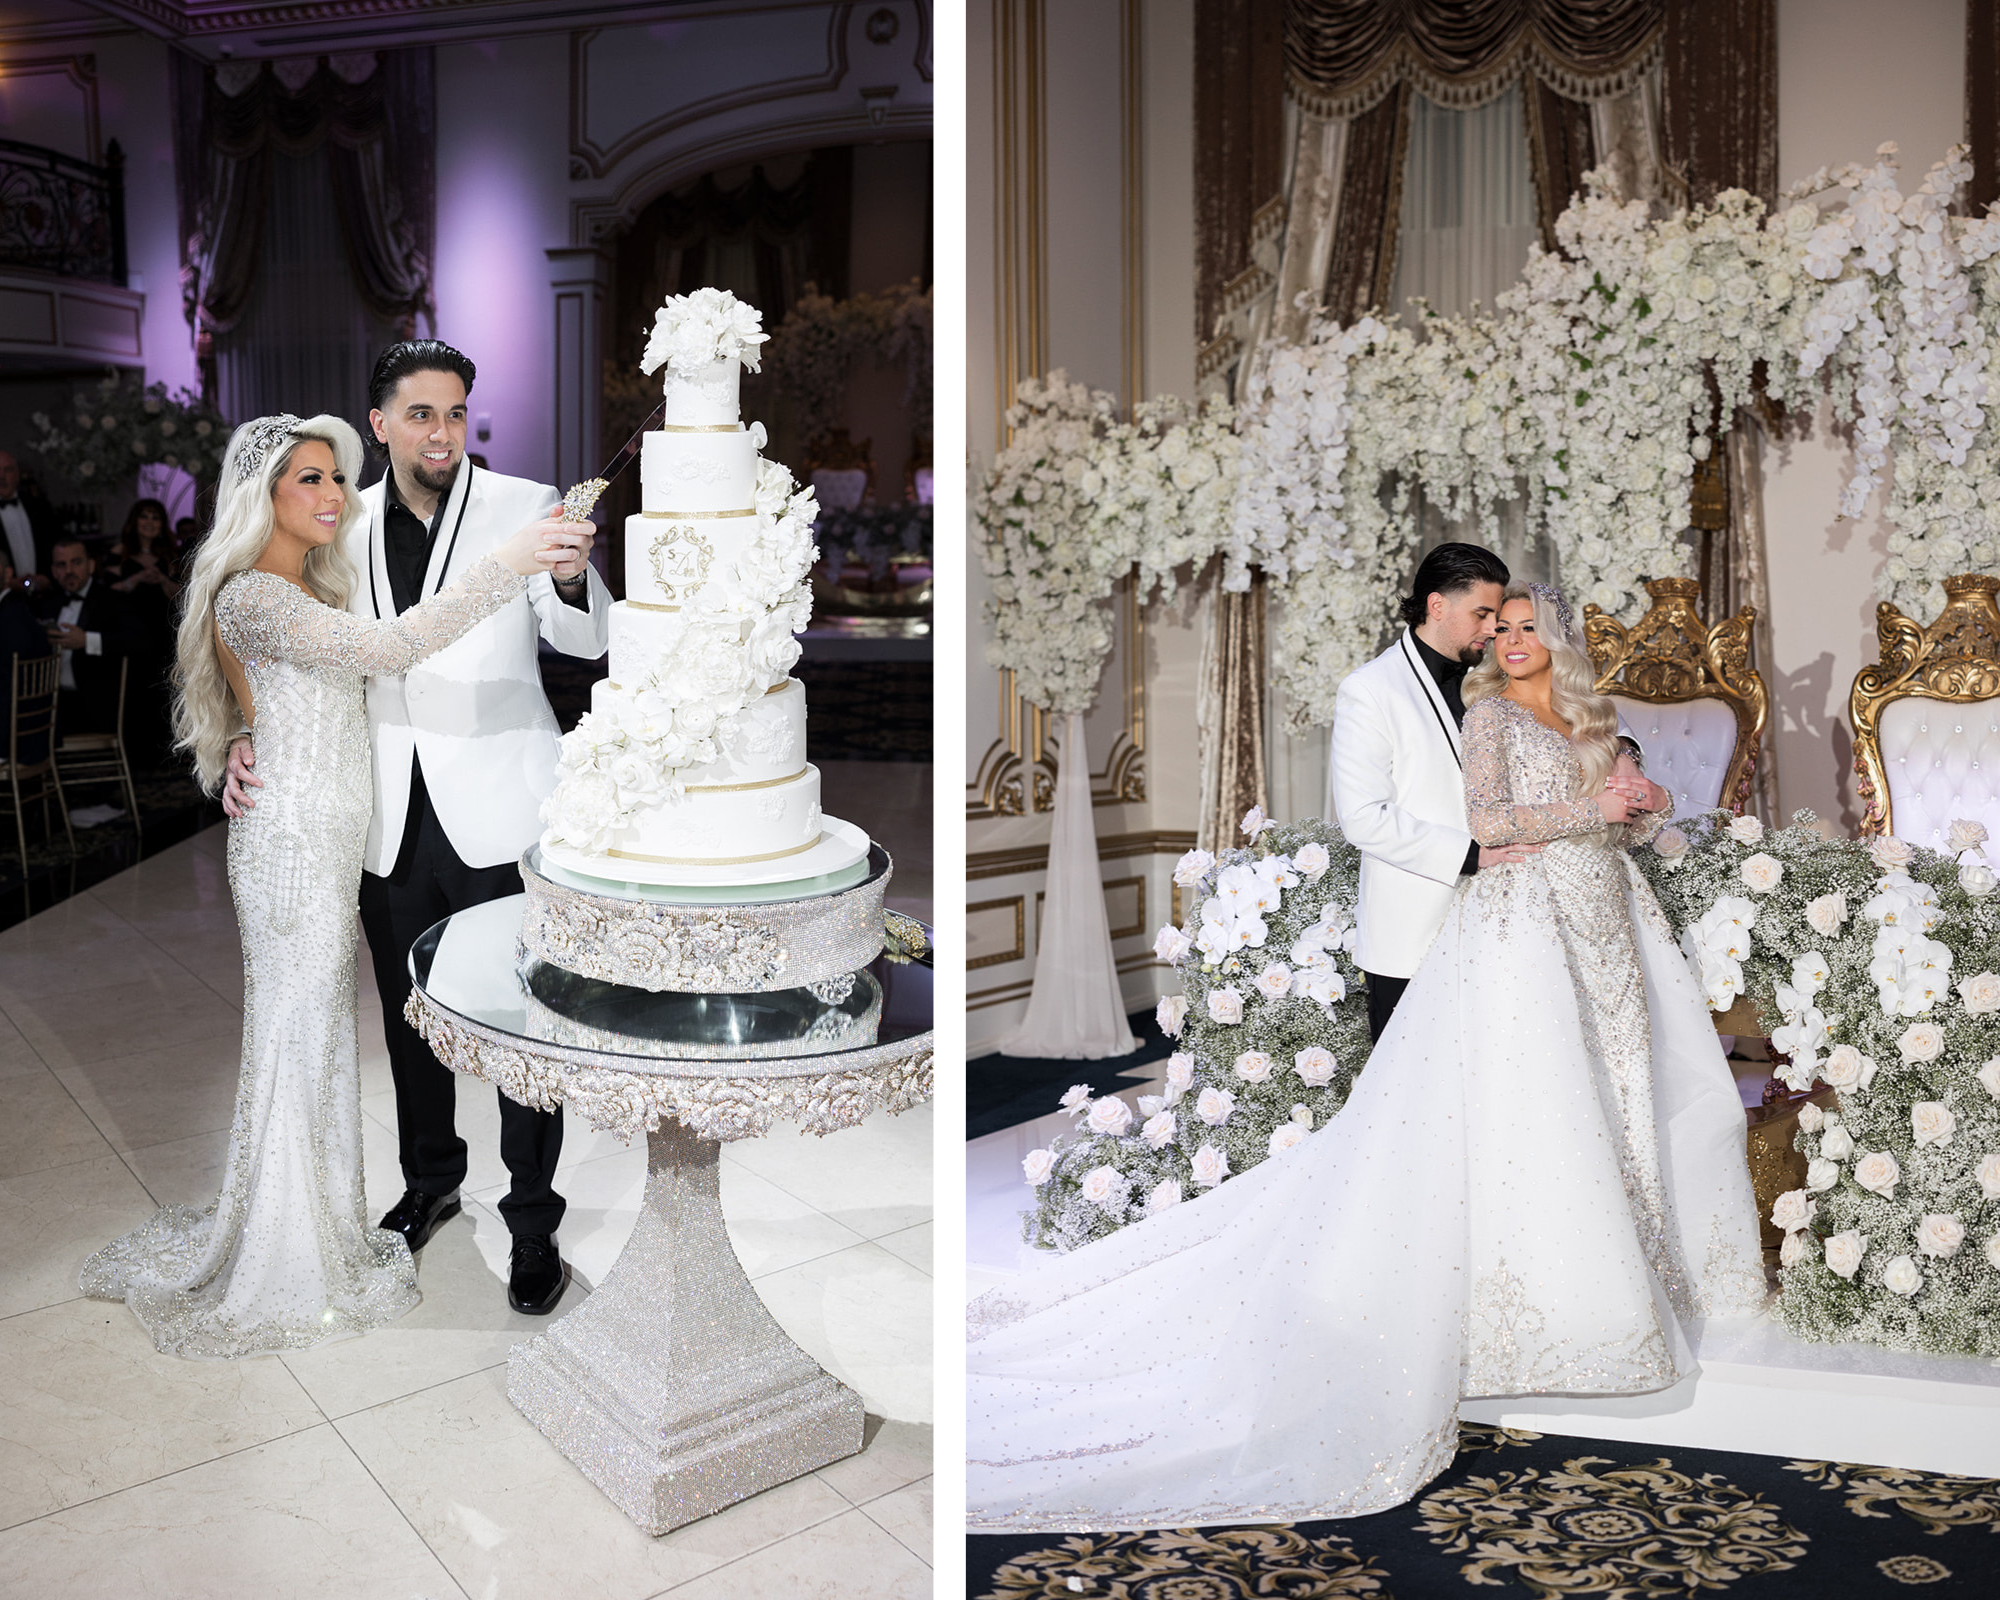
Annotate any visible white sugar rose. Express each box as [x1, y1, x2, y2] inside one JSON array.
[[1086, 1095, 1134, 1137], [1140, 1110, 1176, 1150], [1770, 1189, 1816, 1232], [1165, 1052, 1196, 1096], [1190, 1144, 1230, 1187], [1157, 995, 1188, 1037], [1960, 972, 2000, 1015], [1268, 1122, 1308, 1156], [1292, 842, 1330, 880], [1253, 964, 1293, 1002], [1233, 1050, 1273, 1083], [1855, 1150, 1901, 1198], [1919, 1214, 1968, 1259], [1882, 1255, 1923, 1296], [1949, 818, 1990, 853], [1195, 1085, 1236, 1126], [1153, 924, 1193, 964], [1978, 1152, 2000, 1200], [1805, 1158, 1840, 1193], [1900, 1023, 1946, 1063], [1798, 1102, 1825, 1133], [1172, 849, 1215, 886], [1824, 1230, 1868, 1279], [1022, 1148, 1055, 1186], [1145, 1178, 1183, 1215], [1911, 1100, 1956, 1148], [1294, 1046, 1336, 1087], [1980, 1057, 2000, 1100], [1780, 1231, 1808, 1267], [1653, 827, 1690, 862], [1206, 987, 1244, 1025], [1821, 1123, 1855, 1160], [1870, 835, 1916, 870], [1806, 893, 1850, 936], [1740, 852, 1784, 893], [1729, 814, 1765, 845], [1079, 1164, 1130, 1213]]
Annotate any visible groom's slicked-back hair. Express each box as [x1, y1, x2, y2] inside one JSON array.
[[368, 340, 477, 416], [1399, 542, 1510, 629]]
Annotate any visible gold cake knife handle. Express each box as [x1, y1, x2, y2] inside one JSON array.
[[560, 478, 609, 523]]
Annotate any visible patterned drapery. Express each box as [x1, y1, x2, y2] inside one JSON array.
[[1194, 0, 1284, 346], [1969, 0, 2000, 215], [1661, 0, 1779, 206]]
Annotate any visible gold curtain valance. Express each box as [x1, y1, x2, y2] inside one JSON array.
[[1284, 0, 1665, 119]]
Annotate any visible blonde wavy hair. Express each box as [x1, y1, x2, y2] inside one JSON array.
[[173, 414, 364, 793], [1462, 581, 1621, 797]]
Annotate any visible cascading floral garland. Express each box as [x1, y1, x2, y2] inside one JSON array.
[[975, 146, 2000, 726]]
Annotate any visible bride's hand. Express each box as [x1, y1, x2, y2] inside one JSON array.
[[1597, 785, 1642, 823], [495, 517, 588, 577]]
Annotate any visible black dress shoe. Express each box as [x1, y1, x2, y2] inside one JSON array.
[[509, 1232, 569, 1315], [378, 1189, 461, 1252]]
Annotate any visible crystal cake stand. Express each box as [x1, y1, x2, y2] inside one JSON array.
[[403, 893, 933, 1535]]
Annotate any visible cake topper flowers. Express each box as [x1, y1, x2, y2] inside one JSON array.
[[640, 287, 769, 377]]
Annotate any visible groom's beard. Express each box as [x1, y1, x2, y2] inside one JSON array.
[[401, 453, 459, 501], [1456, 640, 1489, 666]]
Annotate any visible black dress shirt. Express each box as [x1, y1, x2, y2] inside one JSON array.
[[1409, 629, 1482, 876], [381, 468, 445, 617]]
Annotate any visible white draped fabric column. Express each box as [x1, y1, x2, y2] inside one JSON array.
[[998, 712, 1138, 1060]]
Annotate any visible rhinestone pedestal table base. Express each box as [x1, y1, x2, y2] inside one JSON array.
[[404, 894, 934, 1535]]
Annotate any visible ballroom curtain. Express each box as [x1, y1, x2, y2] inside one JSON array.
[[1726, 421, 1781, 822], [171, 49, 436, 391], [1195, 0, 1284, 346], [1970, 1, 2000, 214], [1660, 0, 1778, 206], [1322, 85, 1414, 324], [1199, 574, 1270, 854], [1391, 87, 1539, 322]]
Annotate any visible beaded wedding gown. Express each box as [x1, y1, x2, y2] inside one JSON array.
[[81, 558, 526, 1358], [967, 694, 1767, 1531]]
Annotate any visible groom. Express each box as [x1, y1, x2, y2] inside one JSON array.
[[225, 340, 611, 1314]]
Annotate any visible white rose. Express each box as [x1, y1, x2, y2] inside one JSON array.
[[1239, 805, 1273, 838], [1870, 835, 1916, 870], [1165, 1052, 1196, 1095], [1141, 1110, 1176, 1150], [1882, 1255, 1924, 1296], [1978, 1152, 2000, 1200], [1799, 1102, 1825, 1133], [1058, 1084, 1093, 1117], [1153, 925, 1193, 963], [1985, 1233, 2000, 1271], [1825, 1230, 1868, 1278], [1138, 1094, 1163, 1117], [1959, 972, 2000, 1015], [1293, 842, 1330, 880], [1855, 1150, 1901, 1197], [1079, 1165, 1130, 1212], [1962, 863, 1997, 897], [1780, 1230, 1808, 1267], [1086, 1095, 1134, 1137], [1145, 1178, 1183, 1214], [1294, 1046, 1336, 1087], [1206, 987, 1245, 1025], [1233, 1050, 1273, 1083], [1651, 826, 1690, 862], [1806, 893, 1850, 936], [1910, 1100, 1956, 1147], [1901, 1023, 1946, 1064], [1980, 1057, 2000, 1100], [1918, 1214, 1968, 1259], [1268, 1123, 1308, 1156], [1729, 814, 1765, 845], [1805, 1158, 1841, 1192], [1949, 818, 1990, 854], [1821, 1045, 1869, 1089], [1822, 1123, 1855, 1160], [1157, 995, 1188, 1037], [1770, 1189, 1816, 1232], [1195, 1085, 1236, 1126], [1253, 964, 1292, 1002], [1172, 849, 1215, 886], [1740, 852, 1784, 893], [1022, 1148, 1055, 1185], [1190, 1144, 1230, 1187]]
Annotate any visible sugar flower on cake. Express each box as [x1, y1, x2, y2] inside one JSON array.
[[640, 286, 768, 376]]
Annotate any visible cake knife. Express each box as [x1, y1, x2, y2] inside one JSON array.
[[557, 398, 668, 523]]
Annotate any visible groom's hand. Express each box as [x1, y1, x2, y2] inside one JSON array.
[[1478, 842, 1544, 869], [222, 735, 261, 818], [542, 521, 595, 581]]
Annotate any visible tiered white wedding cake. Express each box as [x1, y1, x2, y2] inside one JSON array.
[[540, 289, 870, 890]]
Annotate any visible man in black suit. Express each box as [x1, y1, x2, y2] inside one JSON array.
[[44, 537, 129, 737], [0, 550, 54, 766], [0, 453, 60, 594]]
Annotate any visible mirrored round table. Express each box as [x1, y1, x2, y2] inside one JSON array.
[[403, 893, 933, 1535]]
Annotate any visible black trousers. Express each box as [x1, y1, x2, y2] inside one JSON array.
[[1364, 970, 1409, 1043], [358, 763, 565, 1236]]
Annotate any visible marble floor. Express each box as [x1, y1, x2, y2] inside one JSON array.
[[0, 820, 933, 1599]]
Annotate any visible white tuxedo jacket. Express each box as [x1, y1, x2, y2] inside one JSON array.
[[344, 462, 610, 875]]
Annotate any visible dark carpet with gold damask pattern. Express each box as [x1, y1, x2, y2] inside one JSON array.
[[966, 1424, 2000, 1597]]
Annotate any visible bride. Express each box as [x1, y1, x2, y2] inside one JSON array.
[[967, 582, 1767, 1530], [80, 413, 578, 1358]]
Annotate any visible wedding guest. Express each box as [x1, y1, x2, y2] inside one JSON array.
[[0, 552, 54, 767], [103, 499, 182, 766], [0, 452, 60, 594], [44, 537, 131, 737]]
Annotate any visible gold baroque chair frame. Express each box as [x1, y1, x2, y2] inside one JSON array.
[[1583, 576, 1769, 818], [1851, 572, 2000, 841]]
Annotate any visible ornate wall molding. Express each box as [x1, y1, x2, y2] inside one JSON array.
[[0, 52, 103, 163]]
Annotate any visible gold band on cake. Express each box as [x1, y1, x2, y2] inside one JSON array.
[[607, 832, 823, 867], [684, 767, 808, 794], [641, 507, 756, 519], [625, 600, 680, 613], [658, 423, 741, 433]]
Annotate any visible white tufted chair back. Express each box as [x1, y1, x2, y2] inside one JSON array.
[[1609, 695, 1742, 822], [1876, 697, 2000, 865]]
